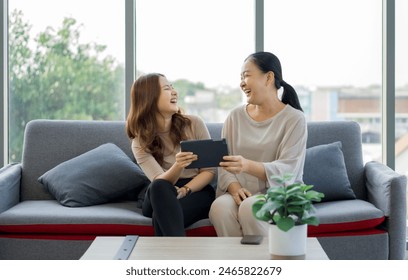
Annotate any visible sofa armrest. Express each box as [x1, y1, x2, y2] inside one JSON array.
[[0, 163, 22, 213], [365, 161, 406, 215], [365, 160, 407, 259]]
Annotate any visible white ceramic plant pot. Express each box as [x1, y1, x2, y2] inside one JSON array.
[[269, 224, 307, 260]]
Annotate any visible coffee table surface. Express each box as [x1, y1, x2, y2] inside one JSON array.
[[80, 236, 329, 260]]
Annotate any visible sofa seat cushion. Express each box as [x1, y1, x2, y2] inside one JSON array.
[[308, 199, 385, 236], [0, 200, 215, 238]]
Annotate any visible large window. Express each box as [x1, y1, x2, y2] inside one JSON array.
[[395, 0, 408, 217], [2, 1, 407, 202], [395, 0, 408, 175], [136, 0, 254, 123], [8, 0, 125, 161], [265, 0, 382, 165]]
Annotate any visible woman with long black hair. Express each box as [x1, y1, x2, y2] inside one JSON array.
[[209, 52, 307, 237]]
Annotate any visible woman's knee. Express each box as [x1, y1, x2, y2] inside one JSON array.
[[238, 196, 258, 222], [209, 194, 237, 222], [238, 196, 268, 236], [150, 178, 172, 189], [149, 179, 174, 196]]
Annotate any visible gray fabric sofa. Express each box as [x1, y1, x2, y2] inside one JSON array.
[[0, 119, 406, 260]]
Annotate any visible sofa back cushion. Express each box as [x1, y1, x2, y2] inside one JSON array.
[[38, 143, 150, 206], [306, 121, 365, 199], [303, 141, 356, 202], [21, 120, 224, 200], [21, 120, 135, 200], [21, 119, 364, 200]]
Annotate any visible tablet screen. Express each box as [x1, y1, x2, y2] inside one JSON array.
[[180, 139, 228, 169]]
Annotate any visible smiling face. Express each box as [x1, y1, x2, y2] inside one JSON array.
[[240, 59, 273, 105], [156, 75, 179, 118]]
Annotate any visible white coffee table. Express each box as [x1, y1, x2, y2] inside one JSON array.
[[80, 236, 329, 260]]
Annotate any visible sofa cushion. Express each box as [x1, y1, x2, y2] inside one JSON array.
[[38, 143, 149, 207], [308, 199, 385, 236], [303, 141, 356, 202], [0, 200, 216, 238], [0, 199, 383, 238]]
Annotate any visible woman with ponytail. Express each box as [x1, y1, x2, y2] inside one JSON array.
[[209, 52, 307, 237]]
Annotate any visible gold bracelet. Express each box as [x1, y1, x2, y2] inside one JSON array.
[[183, 185, 192, 196]]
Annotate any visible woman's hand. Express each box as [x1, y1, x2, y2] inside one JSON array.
[[175, 151, 198, 168], [220, 155, 267, 181], [175, 186, 189, 199], [227, 183, 252, 205], [220, 155, 248, 174], [156, 151, 198, 186]]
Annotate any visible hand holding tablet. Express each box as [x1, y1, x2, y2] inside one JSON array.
[[180, 139, 228, 169]]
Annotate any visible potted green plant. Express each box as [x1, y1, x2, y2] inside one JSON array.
[[252, 173, 324, 259]]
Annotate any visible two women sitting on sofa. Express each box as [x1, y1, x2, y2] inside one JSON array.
[[125, 51, 307, 237]]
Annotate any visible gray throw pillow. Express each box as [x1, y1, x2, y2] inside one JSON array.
[[38, 143, 149, 207], [303, 141, 356, 202]]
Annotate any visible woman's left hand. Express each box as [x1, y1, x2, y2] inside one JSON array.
[[219, 155, 248, 174], [175, 186, 188, 199]]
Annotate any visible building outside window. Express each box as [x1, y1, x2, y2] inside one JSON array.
[[395, 0, 408, 175], [136, 0, 254, 123], [395, 0, 408, 217], [265, 0, 383, 164]]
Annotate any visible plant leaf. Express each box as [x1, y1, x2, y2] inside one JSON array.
[[252, 173, 324, 228], [277, 217, 295, 232], [252, 200, 273, 222], [305, 190, 325, 201], [286, 186, 301, 195], [301, 184, 315, 192], [301, 216, 319, 226]]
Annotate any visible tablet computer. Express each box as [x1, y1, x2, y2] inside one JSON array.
[[180, 139, 228, 169]]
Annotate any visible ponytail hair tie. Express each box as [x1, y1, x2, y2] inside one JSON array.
[[280, 80, 287, 87]]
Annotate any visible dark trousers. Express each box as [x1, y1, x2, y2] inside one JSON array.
[[142, 178, 215, 236]]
